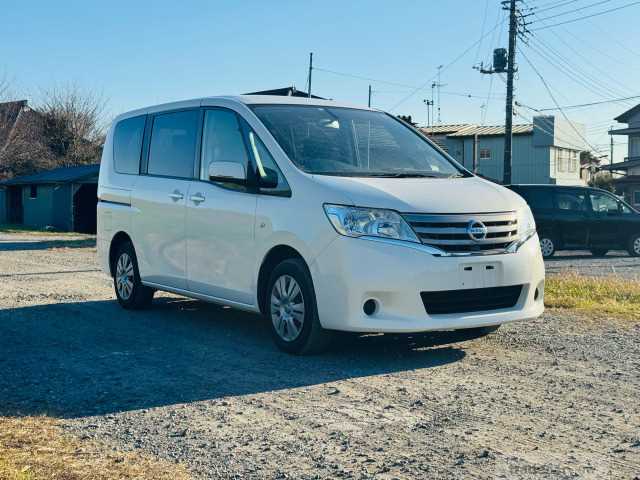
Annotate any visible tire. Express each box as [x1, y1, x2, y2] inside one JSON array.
[[628, 233, 640, 257], [590, 248, 608, 257], [266, 258, 332, 355], [113, 241, 154, 309], [539, 236, 556, 259]]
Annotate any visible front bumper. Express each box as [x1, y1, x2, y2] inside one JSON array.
[[309, 233, 545, 333]]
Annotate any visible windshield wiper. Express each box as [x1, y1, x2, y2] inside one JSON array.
[[366, 172, 442, 178]]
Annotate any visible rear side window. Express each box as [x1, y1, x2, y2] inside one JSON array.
[[113, 115, 146, 174], [555, 191, 588, 212], [516, 188, 553, 210], [148, 110, 199, 178]]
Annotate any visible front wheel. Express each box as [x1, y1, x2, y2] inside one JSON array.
[[539, 236, 556, 258], [628, 233, 640, 257], [266, 258, 332, 355]]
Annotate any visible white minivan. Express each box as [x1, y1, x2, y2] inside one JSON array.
[[97, 95, 544, 354]]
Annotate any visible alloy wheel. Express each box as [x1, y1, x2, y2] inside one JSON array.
[[634, 236, 640, 256], [270, 274, 305, 342], [115, 252, 135, 300], [540, 238, 554, 257]]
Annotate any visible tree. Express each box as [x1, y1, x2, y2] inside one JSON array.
[[38, 86, 106, 168], [589, 173, 616, 192]]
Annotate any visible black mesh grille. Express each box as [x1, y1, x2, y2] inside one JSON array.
[[421, 285, 523, 315]]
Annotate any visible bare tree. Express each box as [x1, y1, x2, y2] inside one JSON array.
[[38, 85, 107, 167]]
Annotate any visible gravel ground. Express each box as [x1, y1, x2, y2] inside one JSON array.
[[1, 233, 639, 479]]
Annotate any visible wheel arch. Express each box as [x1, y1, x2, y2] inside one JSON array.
[[108, 231, 133, 277], [257, 244, 309, 315]]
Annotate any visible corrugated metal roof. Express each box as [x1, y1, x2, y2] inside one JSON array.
[[420, 124, 472, 135], [448, 123, 533, 137], [0, 164, 99, 186]]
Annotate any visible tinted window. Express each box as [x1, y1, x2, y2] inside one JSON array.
[[247, 129, 291, 196], [148, 110, 199, 178], [555, 191, 588, 212], [200, 110, 249, 180], [590, 192, 619, 214], [516, 188, 553, 210], [113, 115, 145, 174]]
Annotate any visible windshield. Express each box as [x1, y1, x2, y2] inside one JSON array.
[[251, 105, 466, 178]]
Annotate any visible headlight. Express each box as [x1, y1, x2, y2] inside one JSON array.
[[518, 205, 536, 236], [323, 204, 420, 243]]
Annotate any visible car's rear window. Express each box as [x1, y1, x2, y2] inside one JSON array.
[[113, 115, 146, 175]]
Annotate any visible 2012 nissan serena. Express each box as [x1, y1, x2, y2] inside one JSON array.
[[97, 95, 545, 354]]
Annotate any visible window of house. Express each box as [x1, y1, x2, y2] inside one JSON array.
[[569, 151, 578, 172], [479, 148, 491, 160], [113, 115, 146, 174], [29, 185, 38, 199], [556, 148, 569, 173], [148, 110, 199, 178]]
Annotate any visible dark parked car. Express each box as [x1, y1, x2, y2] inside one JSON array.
[[507, 184, 640, 258]]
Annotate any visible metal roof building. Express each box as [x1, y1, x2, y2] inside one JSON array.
[[0, 164, 99, 232]]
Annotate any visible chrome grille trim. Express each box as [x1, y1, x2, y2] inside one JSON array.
[[403, 211, 519, 254]]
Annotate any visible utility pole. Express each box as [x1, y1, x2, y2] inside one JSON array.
[[308, 52, 313, 98], [368, 85, 372, 108], [475, 0, 526, 184], [503, 0, 518, 185], [423, 99, 434, 128], [610, 129, 614, 165]]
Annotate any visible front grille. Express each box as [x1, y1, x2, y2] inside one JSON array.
[[403, 212, 518, 254], [421, 285, 523, 315]]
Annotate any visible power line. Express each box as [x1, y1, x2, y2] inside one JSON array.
[[530, 0, 613, 22], [526, 95, 640, 111], [531, 0, 640, 29], [518, 46, 602, 153], [390, 16, 507, 112], [527, 0, 584, 14]]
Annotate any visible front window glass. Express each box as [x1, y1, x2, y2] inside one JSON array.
[[251, 105, 464, 178], [590, 192, 620, 214]]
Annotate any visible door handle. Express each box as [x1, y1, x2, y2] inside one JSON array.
[[169, 190, 184, 201], [190, 193, 206, 204]]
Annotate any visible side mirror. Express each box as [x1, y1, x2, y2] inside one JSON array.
[[208, 162, 246, 184], [258, 167, 279, 189]]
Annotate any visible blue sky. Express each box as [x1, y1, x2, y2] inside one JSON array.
[[2, 0, 639, 160]]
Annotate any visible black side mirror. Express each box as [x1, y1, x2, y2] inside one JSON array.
[[258, 167, 279, 189]]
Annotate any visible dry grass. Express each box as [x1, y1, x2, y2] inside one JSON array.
[[545, 273, 640, 322], [0, 416, 191, 480]]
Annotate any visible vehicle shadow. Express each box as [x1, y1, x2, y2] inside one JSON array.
[[545, 250, 630, 261], [0, 297, 466, 419], [0, 238, 96, 251]]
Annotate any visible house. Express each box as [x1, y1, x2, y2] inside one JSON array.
[[422, 115, 587, 185], [0, 164, 99, 233], [601, 104, 640, 208]]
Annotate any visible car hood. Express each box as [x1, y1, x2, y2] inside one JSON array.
[[310, 175, 526, 213]]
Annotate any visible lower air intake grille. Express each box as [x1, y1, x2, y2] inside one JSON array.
[[421, 285, 523, 315]]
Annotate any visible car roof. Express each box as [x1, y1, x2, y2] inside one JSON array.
[[114, 95, 375, 123]]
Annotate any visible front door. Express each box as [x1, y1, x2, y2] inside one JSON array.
[[553, 189, 590, 248], [186, 108, 257, 305], [588, 190, 631, 249], [133, 109, 200, 289]]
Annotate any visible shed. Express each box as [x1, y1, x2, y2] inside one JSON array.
[[0, 164, 99, 233]]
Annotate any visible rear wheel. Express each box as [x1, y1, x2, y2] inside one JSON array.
[[539, 236, 556, 258], [266, 258, 331, 355], [628, 233, 640, 257], [113, 241, 154, 309], [590, 248, 608, 257]]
